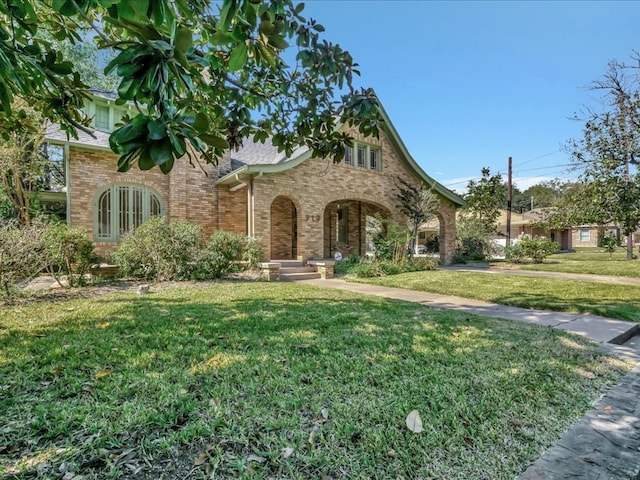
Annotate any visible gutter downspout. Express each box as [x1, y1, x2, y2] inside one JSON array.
[[64, 144, 71, 225]]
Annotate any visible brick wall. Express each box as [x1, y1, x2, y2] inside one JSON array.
[[68, 148, 217, 255], [67, 125, 458, 263], [251, 127, 457, 263]]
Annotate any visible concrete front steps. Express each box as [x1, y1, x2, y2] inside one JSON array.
[[276, 260, 321, 281]]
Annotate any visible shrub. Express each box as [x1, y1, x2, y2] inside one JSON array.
[[193, 231, 261, 280], [506, 236, 559, 264], [600, 233, 620, 257], [370, 216, 409, 263], [112, 217, 202, 281], [43, 222, 96, 287], [338, 255, 438, 278], [0, 220, 48, 296], [405, 256, 439, 272]]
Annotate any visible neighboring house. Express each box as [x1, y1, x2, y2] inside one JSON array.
[[43, 90, 464, 264], [420, 207, 617, 251]]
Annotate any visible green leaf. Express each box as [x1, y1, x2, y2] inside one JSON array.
[[52, 0, 76, 16], [147, 119, 166, 140], [267, 35, 288, 50], [193, 113, 209, 133], [294, 3, 305, 14], [174, 27, 192, 53], [200, 134, 229, 149], [139, 148, 155, 170], [228, 42, 248, 72], [150, 140, 172, 165], [49, 61, 74, 75], [159, 156, 175, 174]]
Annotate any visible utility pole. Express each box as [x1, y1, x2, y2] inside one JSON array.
[[506, 157, 512, 247]]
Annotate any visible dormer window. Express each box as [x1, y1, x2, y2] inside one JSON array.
[[344, 142, 381, 171], [95, 105, 110, 131]]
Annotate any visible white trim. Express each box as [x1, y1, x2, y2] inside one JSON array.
[[93, 183, 165, 242]]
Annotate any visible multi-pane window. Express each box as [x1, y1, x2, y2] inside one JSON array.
[[345, 146, 353, 166], [95, 184, 163, 241], [579, 228, 590, 242], [344, 142, 381, 171], [337, 206, 349, 244], [41, 143, 65, 191], [94, 105, 110, 131]]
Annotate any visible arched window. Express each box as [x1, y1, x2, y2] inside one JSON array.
[[94, 184, 164, 241]]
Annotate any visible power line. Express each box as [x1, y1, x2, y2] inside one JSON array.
[[513, 149, 562, 168]]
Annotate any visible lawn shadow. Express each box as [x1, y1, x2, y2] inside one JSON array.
[[0, 283, 627, 479]]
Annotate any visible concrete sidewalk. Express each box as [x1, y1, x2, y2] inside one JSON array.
[[304, 278, 639, 348], [302, 277, 640, 480]]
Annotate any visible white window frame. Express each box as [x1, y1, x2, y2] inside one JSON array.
[[94, 104, 110, 131], [344, 142, 382, 171], [579, 228, 590, 242], [93, 184, 164, 242]]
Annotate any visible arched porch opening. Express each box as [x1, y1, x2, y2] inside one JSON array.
[[323, 199, 391, 259], [270, 195, 298, 260]]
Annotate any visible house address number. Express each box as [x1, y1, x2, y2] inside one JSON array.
[[305, 215, 320, 222]]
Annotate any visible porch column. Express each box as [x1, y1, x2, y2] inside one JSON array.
[[438, 199, 457, 265]]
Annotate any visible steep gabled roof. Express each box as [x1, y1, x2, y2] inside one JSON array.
[[219, 100, 465, 207], [44, 91, 465, 207]]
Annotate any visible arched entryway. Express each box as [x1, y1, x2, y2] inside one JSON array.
[[270, 195, 298, 260], [323, 200, 391, 258]]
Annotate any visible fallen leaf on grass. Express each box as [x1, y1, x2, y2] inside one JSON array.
[[297, 343, 311, 349], [194, 445, 216, 466], [99, 322, 110, 329], [406, 410, 423, 433], [51, 365, 65, 374], [321, 408, 329, 422], [94, 368, 112, 380], [281, 447, 294, 459], [247, 454, 266, 463], [194, 451, 208, 466]]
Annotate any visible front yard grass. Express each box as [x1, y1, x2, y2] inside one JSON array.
[[0, 282, 631, 479], [357, 270, 640, 321], [496, 247, 640, 278]]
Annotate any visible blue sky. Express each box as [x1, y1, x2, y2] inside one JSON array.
[[300, 0, 640, 193]]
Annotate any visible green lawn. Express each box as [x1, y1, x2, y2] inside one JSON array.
[[496, 247, 640, 278], [0, 282, 630, 479], [357, 270, 640, 321]]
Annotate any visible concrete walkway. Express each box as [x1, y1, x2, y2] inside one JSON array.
[[302, 277, 640, 480]]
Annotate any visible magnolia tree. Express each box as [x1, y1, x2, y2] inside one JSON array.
[[0, 0, 381, 173]]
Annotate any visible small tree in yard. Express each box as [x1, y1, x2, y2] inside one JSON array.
[[396, 178, 439, 259], [457, 167, 505, 260], [600, 232, 620, 258], [0, 112, 50, 225]]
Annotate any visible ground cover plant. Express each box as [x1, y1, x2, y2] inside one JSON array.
[[500, 247, 640, 278], [0, 283, 630, 479], [357, 270, 640, 321]]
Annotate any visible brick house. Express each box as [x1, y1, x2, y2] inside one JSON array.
[[44, 90, 464, 264]]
